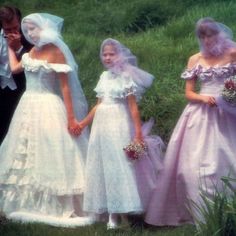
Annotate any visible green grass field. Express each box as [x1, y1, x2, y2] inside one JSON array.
[[0, 217, 196, 236], [1, 0, 236, 235], [4, 0, 236, 142]]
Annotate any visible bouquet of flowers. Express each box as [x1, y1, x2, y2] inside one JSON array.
[[123, 141, 147, 161], [221, 77, 236, 106]]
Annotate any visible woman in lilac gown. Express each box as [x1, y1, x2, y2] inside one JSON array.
[[145, 17, 236, 226]]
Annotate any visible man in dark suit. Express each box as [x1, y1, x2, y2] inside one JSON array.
[[0, 6, 32, 144]]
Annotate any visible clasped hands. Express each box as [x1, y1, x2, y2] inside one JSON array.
[[68, 119, 83, 136]]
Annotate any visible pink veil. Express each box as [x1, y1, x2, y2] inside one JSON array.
[[195, 17, 236, 57]]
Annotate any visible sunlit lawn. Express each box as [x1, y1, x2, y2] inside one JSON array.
[[0, 216, 196, 236]]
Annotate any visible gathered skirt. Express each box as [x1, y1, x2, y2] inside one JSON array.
[[83, 101, 143, 214], [0, 91, 88, 218], [145, 102, 236, 225]]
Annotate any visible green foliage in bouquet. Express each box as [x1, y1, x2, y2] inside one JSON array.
[[222, 77, 236, 105]]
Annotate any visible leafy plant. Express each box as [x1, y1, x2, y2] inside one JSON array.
[[192, 177, 236, 236]]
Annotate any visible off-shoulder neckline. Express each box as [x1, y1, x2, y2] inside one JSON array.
[[188, 62, 236, 71], [23, 53, 68, 67]]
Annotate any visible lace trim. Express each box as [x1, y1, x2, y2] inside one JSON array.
[[94, 71, 143, 99], [95, 84, 141, 99], [22, 53, 72, 73], [0, 185, 80, 216], [0, 106, 83, 195]]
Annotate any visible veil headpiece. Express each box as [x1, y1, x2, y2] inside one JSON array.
[[100, 38, 154, 89], [21, 13, 88, 120], [195, 17, 236, 57]]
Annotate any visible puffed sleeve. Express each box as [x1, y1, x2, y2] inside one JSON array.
[[94, 71, 147, 101], [121, 72, 145, 100], [181, 65, 200, 80], [94, 71, 107, 98]]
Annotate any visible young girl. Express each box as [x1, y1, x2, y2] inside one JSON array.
[[79, 38, 154, 229]]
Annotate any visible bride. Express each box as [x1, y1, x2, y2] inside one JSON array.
[[0, 13, 92, 227]]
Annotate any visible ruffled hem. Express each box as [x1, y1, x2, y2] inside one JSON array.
[[8, 212, 94, 227], [84, 207, 143, 215], [0, 128, 84, 195], [0, 148, 84, 194], [0, 181, 83, 216], [181, 62, 236, 81], [22, 53, 72, 73]]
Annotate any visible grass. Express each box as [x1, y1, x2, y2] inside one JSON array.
[[191, 177, 236, 235], [3, 0, 236, 141], [0, 218, 196, 236], [1, 0, 236, 235]]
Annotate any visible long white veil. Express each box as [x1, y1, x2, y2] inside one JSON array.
[[21, 13, 88, 121]]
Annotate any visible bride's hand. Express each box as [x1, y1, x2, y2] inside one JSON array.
[[68, 119, 82, 136]]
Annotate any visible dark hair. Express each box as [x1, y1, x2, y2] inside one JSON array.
[[0, 5, 22, 28]]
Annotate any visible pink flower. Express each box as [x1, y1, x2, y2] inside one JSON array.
[[222, 77, 236, 105], [225, 79, 236, 90], [123, 141, 147, 161]]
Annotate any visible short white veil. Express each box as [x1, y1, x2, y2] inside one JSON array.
[[21, 13, 88, 121], [100, 38, 154, 89]]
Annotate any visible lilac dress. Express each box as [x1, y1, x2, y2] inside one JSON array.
[[145, 63, 236, 226]]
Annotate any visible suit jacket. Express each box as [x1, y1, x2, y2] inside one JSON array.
[[0, 32, 32, 144]]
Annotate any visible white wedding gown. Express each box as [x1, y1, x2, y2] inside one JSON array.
[[0, 53, 92, 227]]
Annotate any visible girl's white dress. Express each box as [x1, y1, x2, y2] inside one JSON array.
[[83, 71, 144, 214], [0, 53, 91, 226]]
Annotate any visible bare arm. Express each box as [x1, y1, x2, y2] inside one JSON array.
[[58, 73, 75, 122], [54, 49, 81, 135], [79, 99, 101, 129], [185, 55, 216, 106], [58, 72, 82, 135], [8, 47, 23, 74], [230, 47, 236, 62], [127, 94, 143, 142]]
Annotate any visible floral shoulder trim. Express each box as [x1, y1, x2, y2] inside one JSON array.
[[94, 71, 144, 100], [181, 63, 236, 81], [22, 53, 72, 73]]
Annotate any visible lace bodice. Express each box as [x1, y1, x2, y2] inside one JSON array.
[[21, 53, 72, 94], [181, 63, 236, 95], [94, 71, 144, 102]]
